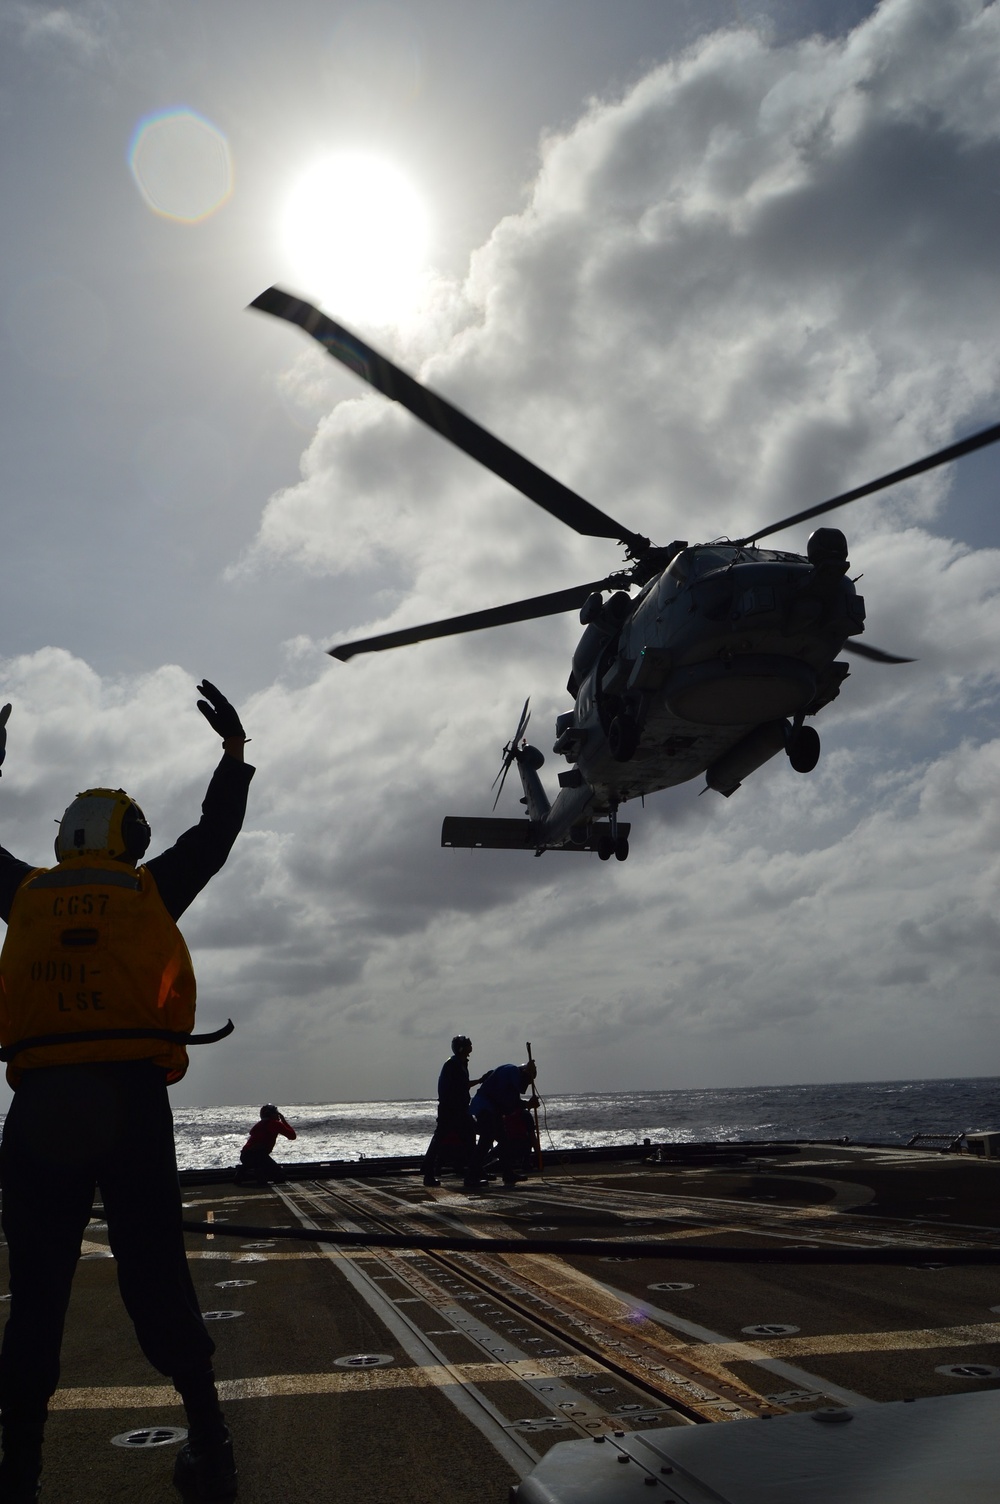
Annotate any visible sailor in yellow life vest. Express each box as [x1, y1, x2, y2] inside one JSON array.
[[0, 683, 253, 1504]]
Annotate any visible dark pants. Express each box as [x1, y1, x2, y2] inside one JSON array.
[[474, 1108, 534, 1183], [236, 1146, 283, 1184], [0, 1061, 214, 1415], [423, 1111, 477, 1179]]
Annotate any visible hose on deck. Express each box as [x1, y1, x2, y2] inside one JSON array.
[[180, 1219, 1000, 1264]]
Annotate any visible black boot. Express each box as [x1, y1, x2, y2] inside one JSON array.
[[173, 1369, 236, 1500], [0, 1414, 44, 1504], [173, 1428, 237, 1500]]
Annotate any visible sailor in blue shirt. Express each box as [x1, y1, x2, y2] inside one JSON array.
[[470, 1060, 539, 1187]]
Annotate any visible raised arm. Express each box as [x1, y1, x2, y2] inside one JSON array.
[[0, 706, 38, 923], [145, 681, 255, 920]]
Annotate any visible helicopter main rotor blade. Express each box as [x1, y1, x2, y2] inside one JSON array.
[[328, 580, 613, 662], [842, 640, 915, 664], [737, 419, 1000, 547], [251, 286, 646, 552]]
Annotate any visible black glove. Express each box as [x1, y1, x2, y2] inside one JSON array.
[[0, 703, 10, 776], [196, 681, 246, 742]]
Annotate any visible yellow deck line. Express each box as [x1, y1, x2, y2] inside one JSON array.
[[50, 1358, 600, 1411], [676, 1321, 1000, 1365], [487, 1253, 1000, 1391]]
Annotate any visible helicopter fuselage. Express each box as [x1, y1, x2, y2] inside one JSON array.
[[511, 541, 864, 852]]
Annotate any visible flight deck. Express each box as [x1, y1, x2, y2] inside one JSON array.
[[19, 1139, 1000, 1501]]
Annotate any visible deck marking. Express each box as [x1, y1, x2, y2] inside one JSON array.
[[684, 1321, 1000, 1362], [321, 1180, 780, 1419], [296, 1183, 675, 1433], [600, 1284, 872, 1409], [50, 1363, 564, 1410], [604, 1285, 1000, 1388], [274, 1185, 539, 1477], [483, 1251, 775, 1417]]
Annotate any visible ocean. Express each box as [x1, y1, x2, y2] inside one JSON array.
[[171, 1077, 1000, 1172]]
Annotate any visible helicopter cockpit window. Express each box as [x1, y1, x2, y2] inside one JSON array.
[[657, 549, 693, 603], [690, 546, 739, 578], [657, 546, 737, 608]]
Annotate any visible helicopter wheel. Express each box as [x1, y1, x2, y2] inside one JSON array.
[[787, 725, 820, 773], [598, 836, 614, 861], [608, 715, 639, 763], [614, 837, 629, 862]]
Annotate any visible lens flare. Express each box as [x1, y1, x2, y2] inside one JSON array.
[[280, 151, 430, 326], [128, 109, 233, 224]]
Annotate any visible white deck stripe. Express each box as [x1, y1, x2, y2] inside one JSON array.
[[51, 1361, 581, 1411]]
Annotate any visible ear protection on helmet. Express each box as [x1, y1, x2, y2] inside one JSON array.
[[55, 788, 151, 864]]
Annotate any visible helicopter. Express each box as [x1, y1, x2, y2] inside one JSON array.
[[251, 285, 1000, 861]]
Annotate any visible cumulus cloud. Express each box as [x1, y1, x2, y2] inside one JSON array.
[[12, 5, 104, 60], [222, 0, 1000, 1101], [6, 1, 1000, 1109], [245, 0, 1000, 603]]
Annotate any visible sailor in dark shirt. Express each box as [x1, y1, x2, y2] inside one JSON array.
[[0, 683, 253, 1504], [422, 1035, 482, 1190]]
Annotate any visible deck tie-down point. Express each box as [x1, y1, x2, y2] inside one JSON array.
[[334, 1353, 394, 1368], [111, 1426, 186, 1449]]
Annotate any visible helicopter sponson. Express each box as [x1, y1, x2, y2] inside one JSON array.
[[443, 528, 864, 861]]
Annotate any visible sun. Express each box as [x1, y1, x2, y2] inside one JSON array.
[[280, 151, 430, 326]]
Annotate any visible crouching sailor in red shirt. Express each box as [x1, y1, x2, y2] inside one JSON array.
[[0, 683, 254, 1504], [237, 1105, 296, 1184]]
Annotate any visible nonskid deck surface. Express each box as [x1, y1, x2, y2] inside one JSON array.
[[13, 1141, 1000, 1501]]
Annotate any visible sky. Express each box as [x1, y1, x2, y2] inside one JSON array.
[[2, 0, 1000, 1110]]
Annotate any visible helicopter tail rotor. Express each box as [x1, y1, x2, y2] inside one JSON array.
[[492, 698, 531, 809]]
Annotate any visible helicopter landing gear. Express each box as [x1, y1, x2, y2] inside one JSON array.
[[598, 807, 629, 862], [598, 834, 629, 860], [608, 714, 639, 763], [786, 723, 820, 773]]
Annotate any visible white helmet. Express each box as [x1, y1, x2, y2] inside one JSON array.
[[55, 787, 151, 864]]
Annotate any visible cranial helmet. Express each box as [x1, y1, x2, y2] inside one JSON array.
[[55, 788, 151, 864]]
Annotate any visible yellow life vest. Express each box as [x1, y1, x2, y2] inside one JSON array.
[[0, 856, 196, 1086]]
